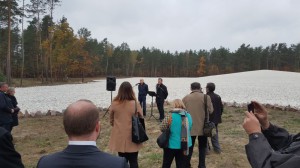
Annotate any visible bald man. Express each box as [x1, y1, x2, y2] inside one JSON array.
[[37, 100, 129, 168]]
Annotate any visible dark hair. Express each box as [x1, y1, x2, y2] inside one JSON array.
[[113, 81, 136, 103], [191, 82, 201, 90], [206, 82, 215, 92], [63, 99, 99, 136]]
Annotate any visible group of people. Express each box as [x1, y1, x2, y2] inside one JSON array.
[[0, 82, 20, 133], [159, 81, 222, 168], [0, 82, 24, 168], [136, 77, 168, 121], [1, 79, 300, 168]]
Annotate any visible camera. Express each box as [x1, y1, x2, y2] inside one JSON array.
[[247, 103, 254, 112]]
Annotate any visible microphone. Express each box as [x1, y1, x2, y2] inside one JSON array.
[[135, 83, 140, 86]]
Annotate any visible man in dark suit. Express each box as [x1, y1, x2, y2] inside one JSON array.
[[0, 127, 24, 168], [137, 79, 149, 116], [37, 99, 129, 168], [0, 82, 15, 132], [156, 78, 168, 121]]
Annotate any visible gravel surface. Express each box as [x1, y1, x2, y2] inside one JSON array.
[[16, 70, 300, 112]]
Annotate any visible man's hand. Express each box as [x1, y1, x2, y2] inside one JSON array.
[[243, 112, 261, 135], [252, 101, 270, 130]]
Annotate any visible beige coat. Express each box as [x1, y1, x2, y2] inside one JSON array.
[[109, 100, 143, 153], [182, 91, 214, 136]]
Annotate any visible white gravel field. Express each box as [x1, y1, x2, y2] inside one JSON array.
[[16, 70, 300, 113]]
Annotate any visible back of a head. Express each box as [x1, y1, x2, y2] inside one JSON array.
[[7, 87, 15, 95], [0, 82, 6, 87], [173, 99, 186, 109], [63, 100, 99, 137], [206, 82, 215, 92], [114, 81, 136, 102], [191, 82, 201, 90]]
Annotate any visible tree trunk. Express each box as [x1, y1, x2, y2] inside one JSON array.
[[20, 0, 25, 86], [6, 0, 12, 84]]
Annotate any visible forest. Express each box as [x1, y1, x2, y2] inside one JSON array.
[[1, 0, 300, 85]]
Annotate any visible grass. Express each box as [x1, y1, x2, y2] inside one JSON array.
[[12, 106, 300, 168]]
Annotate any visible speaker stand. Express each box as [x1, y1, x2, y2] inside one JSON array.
[[148, 95, 159, 121], [103, 91, 113, 118]]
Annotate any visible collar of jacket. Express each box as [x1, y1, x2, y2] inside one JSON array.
[[171, 108, 185, 112], [64, 145, 99, 153], [190, 90, 202, 94]]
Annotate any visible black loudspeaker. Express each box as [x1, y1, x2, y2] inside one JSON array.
[[106, 76, 116, 91]]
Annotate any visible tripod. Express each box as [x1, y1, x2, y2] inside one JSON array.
[[103, 91, 113, 118], [147, 91, 159, 120]]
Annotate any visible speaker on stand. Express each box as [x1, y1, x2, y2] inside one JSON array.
[[103, 76, 116, 118]]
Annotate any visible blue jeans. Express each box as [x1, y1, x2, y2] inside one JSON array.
[[138, 96, 147, 116], [210, 124, 221, 152]]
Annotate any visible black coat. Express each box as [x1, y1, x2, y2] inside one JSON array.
[[245, 124, 300, 168], [37, 145, 129, 168], [0, 127, 24, 168], [207, 92, 223, 124], [138, 83, 149, 98], [7, 95, 19, 126], [0, 91, 13, 124], [156, 84, 168, 101]]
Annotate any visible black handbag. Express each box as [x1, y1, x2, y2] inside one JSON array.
[[132, 101, 149, 144], [157, 128, 170, 148], [203, 94, 216, 137], [157, 116, 171, 148]]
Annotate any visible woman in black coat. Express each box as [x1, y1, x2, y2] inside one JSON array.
[[7, 87, 20, 129]]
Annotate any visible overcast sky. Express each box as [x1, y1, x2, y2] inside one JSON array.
[[48, 0, 300, 52]]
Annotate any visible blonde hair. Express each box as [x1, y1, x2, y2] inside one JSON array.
[[173, 99, 186, 109], [7, 87, 15, 94]]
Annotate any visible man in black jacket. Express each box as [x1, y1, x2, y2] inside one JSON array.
[[206, 82, 223, 153], [37, 99, 128, 168], [156, 78, 168, 121], [0, 82, 15, 132], [138, 79, 148, 116], [243, 101, 300, 168], [0, 127, 24, 168]]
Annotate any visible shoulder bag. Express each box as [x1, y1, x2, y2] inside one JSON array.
[[203, 94, 216, 137], [132, 101, 149, 143], [157, 116, 172, 148]]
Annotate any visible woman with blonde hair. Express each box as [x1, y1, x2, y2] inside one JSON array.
[[109, 81, 144, 168], [6, 87, 20, 131], [160, 99, 193, 168]]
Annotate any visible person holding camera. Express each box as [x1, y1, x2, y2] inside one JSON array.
[[243, 101, 300, 168], [156, 78, 168, 121]]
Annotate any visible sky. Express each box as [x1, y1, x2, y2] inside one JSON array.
[[39, 0, 300, 52]]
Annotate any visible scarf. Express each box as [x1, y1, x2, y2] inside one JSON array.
[[172, 109, 189, 156]]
